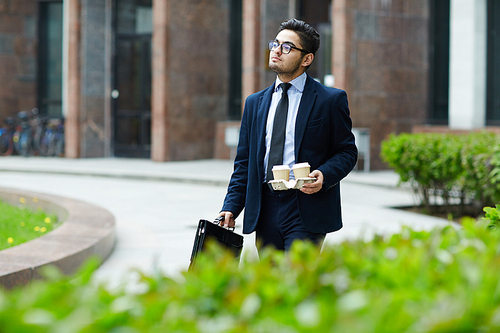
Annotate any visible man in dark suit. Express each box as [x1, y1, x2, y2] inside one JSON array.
[[218, 19, 357, 251]]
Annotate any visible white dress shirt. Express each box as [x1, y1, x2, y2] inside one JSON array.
[[264, 72, 307, 180]]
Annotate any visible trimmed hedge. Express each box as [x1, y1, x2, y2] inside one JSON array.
[[381, 132, 500, 214], [0, 216, 499, 332]]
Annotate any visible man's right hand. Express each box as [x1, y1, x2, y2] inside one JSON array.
[[217, 211, 235, 228]]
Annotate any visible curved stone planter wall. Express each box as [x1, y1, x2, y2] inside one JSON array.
[[0, 188, 116, 289]]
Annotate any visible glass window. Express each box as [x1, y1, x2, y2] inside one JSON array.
[[228, 0, 242, 120], [487, 0, 500, 125], [116, 0, 152, 35], [38, 1, 63, 118], [428, 0, 450, 125]]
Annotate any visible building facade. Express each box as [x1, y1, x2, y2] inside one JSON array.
[[0, 0, 498, 169]]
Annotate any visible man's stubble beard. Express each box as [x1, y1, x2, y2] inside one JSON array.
[[269, 58, 302, 78]]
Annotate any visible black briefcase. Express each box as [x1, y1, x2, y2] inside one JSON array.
[[189, 218, 244, 270]]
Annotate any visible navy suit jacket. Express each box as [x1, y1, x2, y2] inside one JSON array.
[[221, 74, 357, 234]]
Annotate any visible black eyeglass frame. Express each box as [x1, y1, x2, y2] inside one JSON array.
[[268, 40, 310, 55]]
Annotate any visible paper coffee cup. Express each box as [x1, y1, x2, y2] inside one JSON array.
[[272, 165, 290, 181], [292, 162, 311, 179]]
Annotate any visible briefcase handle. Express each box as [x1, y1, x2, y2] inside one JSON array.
[[214, 216, 235, 232]]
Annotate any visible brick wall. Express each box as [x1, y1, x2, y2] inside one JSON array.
[[166, 0, 230, 160], [0, 0, 37, 121], [335, 0, 430, 169]]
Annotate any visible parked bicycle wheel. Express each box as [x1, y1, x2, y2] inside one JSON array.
[[38, 128, 54, 157], [0, 129, 12, 156], [0, 117, 16, 156], [15, 110, 34, 157], [12, 129, 21, 154], [18, 129, 32, 157]]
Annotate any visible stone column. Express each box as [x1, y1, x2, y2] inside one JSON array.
[[449, 0, 487, 129], [80, 0, 107, 158], [65, 0, 81, 158], [151, 0, 170, 162], [331, 0, 352, 92], [242, 0, 261, 104]]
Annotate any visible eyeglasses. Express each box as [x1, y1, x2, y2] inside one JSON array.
[[268, 40, 310, 54]]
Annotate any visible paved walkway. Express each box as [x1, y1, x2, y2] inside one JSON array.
[[0, 156, 452, 289]]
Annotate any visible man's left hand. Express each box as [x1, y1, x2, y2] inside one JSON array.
[[300, 170, 323, 194]]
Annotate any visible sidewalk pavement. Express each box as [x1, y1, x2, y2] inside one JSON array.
[[0, 155, 403, 188], [0, 156, 452, 288]]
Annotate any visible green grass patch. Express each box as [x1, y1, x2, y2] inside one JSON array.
[[0, 198, 60, 250]]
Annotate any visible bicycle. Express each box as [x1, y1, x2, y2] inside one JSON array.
[[0, 116, 17, 156], [31, 110, 47, 155], [39, 118, 64, 157], [53, 118, 65, 157], [14, 108, 46, 157], [15, 110, 32, 156]]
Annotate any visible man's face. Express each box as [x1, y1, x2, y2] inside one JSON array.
[[268, 30, 307, 78]]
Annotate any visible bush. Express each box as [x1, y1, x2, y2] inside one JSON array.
[[460, 133, 500, 207], [483, 205, 500, 229], [0, 222, 500, 332], [381, 132, 500, 214]]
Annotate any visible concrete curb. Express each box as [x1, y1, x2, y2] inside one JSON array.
[[0, 188, 116, 289]]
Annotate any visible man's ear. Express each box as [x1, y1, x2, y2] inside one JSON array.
[[301, 53, 314, 67]]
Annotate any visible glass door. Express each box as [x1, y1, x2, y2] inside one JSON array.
[[113, 0, 152, 158]]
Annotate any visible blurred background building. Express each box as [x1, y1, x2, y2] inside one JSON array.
[[0, 0, 498, 169]]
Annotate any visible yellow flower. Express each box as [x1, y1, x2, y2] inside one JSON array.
[[34, 226, 40, 231], [44, 217, 51, 224], [7, 237, 13, 244], [33, 197, 38, 203], [19, 197, 26, 204], [40, 227, 47, 233], [20, 222, 25, 227]]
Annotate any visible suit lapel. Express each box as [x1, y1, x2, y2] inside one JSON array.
[[295, 75, 317, 160], [256, 84, 274, 179]]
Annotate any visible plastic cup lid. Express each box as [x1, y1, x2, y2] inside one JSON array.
[[272, 165, 290, 171], [292, 162, 310, 169]]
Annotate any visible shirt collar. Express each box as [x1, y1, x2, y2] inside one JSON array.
[[274, 72, 307, 93]]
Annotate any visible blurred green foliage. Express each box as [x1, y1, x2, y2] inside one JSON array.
[[381, 132, 500, 214], [483, 205, 500, 229], [0, 221, 500, 332]]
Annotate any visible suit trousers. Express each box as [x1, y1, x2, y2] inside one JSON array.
[[256, 184, 326, 251]]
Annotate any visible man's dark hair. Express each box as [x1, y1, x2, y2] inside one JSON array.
[[278, 18, 320, 56]]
